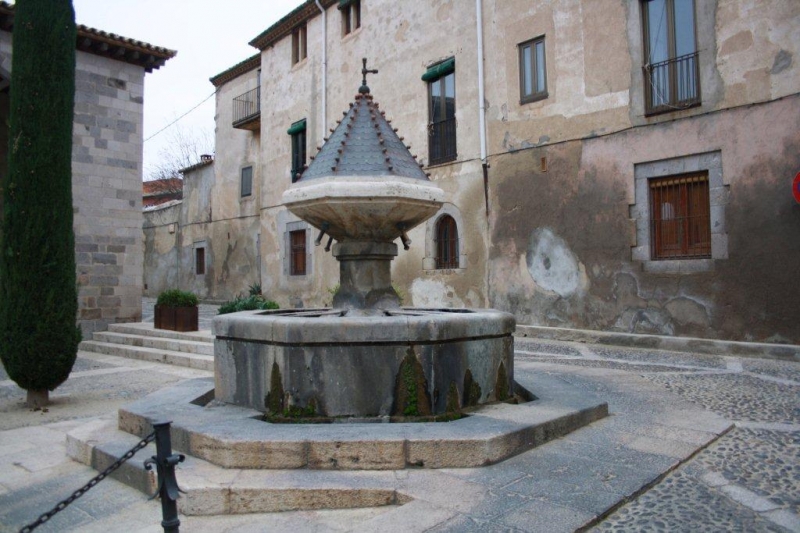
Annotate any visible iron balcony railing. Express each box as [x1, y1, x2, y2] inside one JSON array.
[[644, 51, 700, 115], [232, 86, 260, 128], [428, 117, 457, 166]]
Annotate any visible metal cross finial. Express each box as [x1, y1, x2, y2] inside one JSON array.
[[359, 57, 378, 94]]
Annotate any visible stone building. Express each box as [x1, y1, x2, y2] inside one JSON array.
[[147, 0, 799, 344], [0, 2, 175, 334]]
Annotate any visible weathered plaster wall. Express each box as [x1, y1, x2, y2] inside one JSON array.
[[0, 30, 146, 335], [253, 0, 489, 308], [488, 96, 800, 343], [143, 201, 180, 296]]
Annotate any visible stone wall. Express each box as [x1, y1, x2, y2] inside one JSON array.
[[0, 32, 147, 335]]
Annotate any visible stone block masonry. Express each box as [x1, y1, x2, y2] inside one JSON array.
[[71, 51, 146, 335]]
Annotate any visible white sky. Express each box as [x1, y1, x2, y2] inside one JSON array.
[[71, 0, 303, 179]]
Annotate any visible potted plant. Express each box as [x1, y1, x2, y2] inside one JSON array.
[[154, 289, 199, 332]]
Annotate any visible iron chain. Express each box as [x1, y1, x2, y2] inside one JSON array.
[[19, 431, 156, 533]]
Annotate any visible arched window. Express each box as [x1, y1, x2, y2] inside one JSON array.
[[435, 215, 459, 269]]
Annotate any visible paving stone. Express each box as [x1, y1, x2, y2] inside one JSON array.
[[644, 373, 800, 424], [590, 345, 727, 368], [742, 359, 800, 384], [500, 499, 595, 532], [693, 428, 800, 514], [591, 470, 787, 533]]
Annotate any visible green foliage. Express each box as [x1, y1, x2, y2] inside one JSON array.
[[218, 294, 279, 315], [248, 283, 262, 296], [393, 349, 432, 417], [265, 361, 285, 414], [402, 361, 419, 416], [0, 0, 80, 393], [282, 397, 317, 418], [156, 289, 198, 308]]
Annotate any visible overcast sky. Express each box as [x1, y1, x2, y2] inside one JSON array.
[[71, 0, 303, 179]]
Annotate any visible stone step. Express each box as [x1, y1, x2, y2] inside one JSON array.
[[79, 340, 214, 371], [66, 418, 408, 515], [92, 331, 214, 356], [108, 322, 215, 343]]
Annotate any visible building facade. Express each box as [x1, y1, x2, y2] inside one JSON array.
[[149, 0, 799, 344], [0, 2, 175, 334]]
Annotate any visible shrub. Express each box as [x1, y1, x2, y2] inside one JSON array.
[[218, 294, 279, 315], [156, 289, 199, 308]]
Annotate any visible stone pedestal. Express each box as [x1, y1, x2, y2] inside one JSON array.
[[332, 241, 399, 311]]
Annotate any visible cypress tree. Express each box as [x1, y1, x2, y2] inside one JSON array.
[[0, 0, 80, 407]]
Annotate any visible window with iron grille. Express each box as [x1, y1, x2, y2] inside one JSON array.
[[341, 0, 361, 36], [426, 60, 456, 166], [519, 36, 547, 104], [649, 172, 710, 260], [195, 247, 206, 275], [292, 24, 307, 65], [290, 229, 307, 276], [241, 166, 253, 197], [435, 215, 459, 269], [641, 0, 700, 115]]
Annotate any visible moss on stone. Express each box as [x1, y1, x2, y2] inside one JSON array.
[[265, 361, 285, 414], [495, 361, 510, 401], [463, 369, 482, 408], [445, 381, 460, 413], [392, 348, 432, 417]]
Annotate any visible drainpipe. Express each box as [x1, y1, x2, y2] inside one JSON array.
[[476, 0, 489, 218], [316, 0, 327, 139]]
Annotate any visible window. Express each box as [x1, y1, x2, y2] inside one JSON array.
[[424, 58, 456, 165], [641, 0, 700, 114], [241, 166, 253, 197], [435, 215, 459, 269], [195, 247, 205, 275], [288, 119, 307, 182], [290, 229, 307, 275], [649, 172, 710, 259], [519, 36, 547, 103], [292, 24, 307, 65], [341, 0, 361, 36]]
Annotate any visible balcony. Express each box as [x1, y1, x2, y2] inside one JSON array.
[[644, 52, 700, 116], [232, 86, 260, 131]]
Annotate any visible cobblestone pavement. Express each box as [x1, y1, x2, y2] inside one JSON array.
[[515, 340, 799, 532], [0, 328, 797, 532]]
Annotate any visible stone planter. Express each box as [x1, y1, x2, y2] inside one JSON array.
[[154, 305, 198, 332]]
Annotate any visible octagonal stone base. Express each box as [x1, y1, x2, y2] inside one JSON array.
[[213, 308, 515, 417]]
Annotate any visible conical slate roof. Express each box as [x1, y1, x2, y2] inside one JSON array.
[[300, 89, 429, 181]]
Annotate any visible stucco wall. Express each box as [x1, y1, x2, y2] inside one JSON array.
[[488, 95, 800, 344], [193, 0, 799, 341]]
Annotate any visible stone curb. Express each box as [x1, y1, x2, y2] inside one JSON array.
[[516, 325, 800, 361], [113, 373, 607, 472]]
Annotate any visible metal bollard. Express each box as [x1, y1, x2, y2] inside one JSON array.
[[144, 421, 185, 533]]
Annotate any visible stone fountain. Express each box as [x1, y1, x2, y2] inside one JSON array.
[[214, 60, 516, 418], [68, 61, 608, 515]]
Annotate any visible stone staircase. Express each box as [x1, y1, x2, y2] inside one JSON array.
[[79, 323, 215, 371]]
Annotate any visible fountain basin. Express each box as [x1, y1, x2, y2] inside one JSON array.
[[214, 308, 515, 417], [282, 175, 444, 242]]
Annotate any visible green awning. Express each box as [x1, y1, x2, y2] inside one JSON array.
[[286, 119, 306, 136], [421, 58, 455, 82], [338, 0, 355, 8]]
